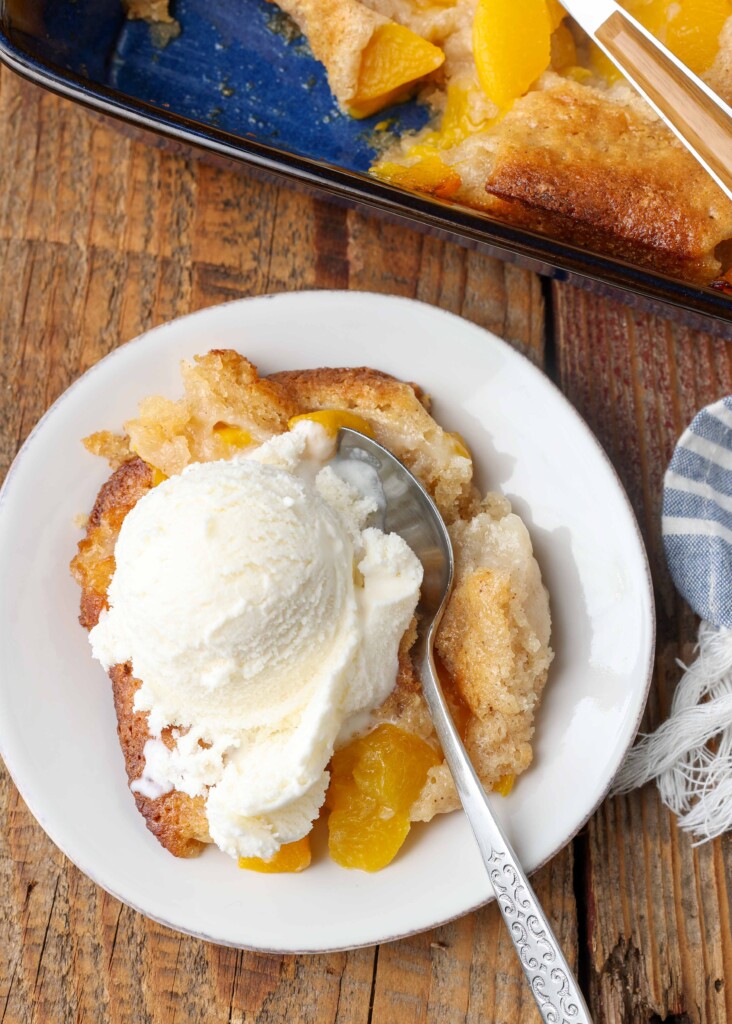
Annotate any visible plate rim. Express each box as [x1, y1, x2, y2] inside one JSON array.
[[0, 290, 656, 952]]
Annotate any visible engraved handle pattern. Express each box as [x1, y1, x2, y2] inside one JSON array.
[[486, 847, 585, 1023], [419, 641, 594, 1024]]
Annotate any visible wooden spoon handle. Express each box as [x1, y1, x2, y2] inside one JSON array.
[[596, 9, 732, 202]]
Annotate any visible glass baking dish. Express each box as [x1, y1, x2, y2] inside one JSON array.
[[3, 0, 732, 328]]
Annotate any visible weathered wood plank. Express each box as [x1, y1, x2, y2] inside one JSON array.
[[371, 847, 576, 1024], [0, 63, 558, 1024], [553, 283, 732, 1024]]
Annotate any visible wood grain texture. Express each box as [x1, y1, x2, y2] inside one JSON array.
[[0, 65, 558, 1024], [3, 48, 731, 1023], [553, 283, 732, 1024]]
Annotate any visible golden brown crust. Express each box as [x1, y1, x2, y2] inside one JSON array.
[[439, 569, 517, 716], [482, 81, 732, 283], [126, 350, 301, 477], [122, 0, 172, 22], [82, 431, 132, 469], [373, 617, 437, 744], [111, 665, 209, 858], [73, 457, 210, 857], [271, 365, 430, 408], [71, 457, 153, 631], [181, 350, 300, 438], [437, 569, 535, 773]]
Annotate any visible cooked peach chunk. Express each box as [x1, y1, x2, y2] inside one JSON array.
[[288, 409, 375, 437], [373, 155, 462, 199], [473, 0, 553, 108], [212, 422, 253, 449], [546, 0, 567, 29], [238, 836, 312, 873], [493, 773, 516, 797], [631, 0, 731, 74], [350, 23, 445, 118], [596, 0, 732, 80], [327, 724, 441, 871], [551, 22, 578, 71]]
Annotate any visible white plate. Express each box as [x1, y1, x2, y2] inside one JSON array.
[[0, 291, 654, 952]]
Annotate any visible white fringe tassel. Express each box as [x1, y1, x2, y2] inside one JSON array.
[[613, 621, 732, 843]]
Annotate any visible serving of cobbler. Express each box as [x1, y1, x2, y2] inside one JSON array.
[[72, 350, 552, 872]]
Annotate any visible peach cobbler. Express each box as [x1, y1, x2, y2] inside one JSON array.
[[125, 0, 732, 286], [72, 351, 552, 872]]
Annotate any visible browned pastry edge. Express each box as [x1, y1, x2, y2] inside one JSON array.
[[111, 664, 209, 858], [480, 81, 732, 285], [73, 457, 210, 856], [270, 366, 431, 411], [484, 175, 720, 284], [73, 457, 152, 631]]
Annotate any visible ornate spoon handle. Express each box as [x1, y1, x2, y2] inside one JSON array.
[[419, 642, 593, 1024]]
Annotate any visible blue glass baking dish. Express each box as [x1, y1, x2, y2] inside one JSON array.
[[3, 0, 732, 327]]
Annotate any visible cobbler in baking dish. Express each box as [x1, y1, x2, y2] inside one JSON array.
[[124, 0, 732, 285]]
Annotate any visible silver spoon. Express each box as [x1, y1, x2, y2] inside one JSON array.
[[336, 427, 593, 1024]]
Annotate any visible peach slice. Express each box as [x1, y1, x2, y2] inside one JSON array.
[[350, 23, 445, 118], [288, 409, 375, 437], [633, 0, 731, 74], [212, 422, 253, 449], [238, 836, 312, 873], [473, 0, 553, 108], [327, 724, 441, 871], [373, 155, 462, 200]]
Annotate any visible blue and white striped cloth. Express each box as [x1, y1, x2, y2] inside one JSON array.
[[663, 396, 732, 629], [615, 396, 732, 842]]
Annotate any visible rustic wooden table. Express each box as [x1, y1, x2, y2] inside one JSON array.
[[1, 62, 732, 1024]]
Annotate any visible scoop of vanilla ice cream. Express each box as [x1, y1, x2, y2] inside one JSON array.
[[92, 459, 355, 733], [89, 424, 423, 860]]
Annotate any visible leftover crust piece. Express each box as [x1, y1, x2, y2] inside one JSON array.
[[271, 0, 388, 107], [122, 0, 173, 22]]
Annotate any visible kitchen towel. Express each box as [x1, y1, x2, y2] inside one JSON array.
[[614, 396, 732, 842]]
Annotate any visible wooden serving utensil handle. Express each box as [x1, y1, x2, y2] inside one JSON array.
[[596, 9, 732, 202]]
